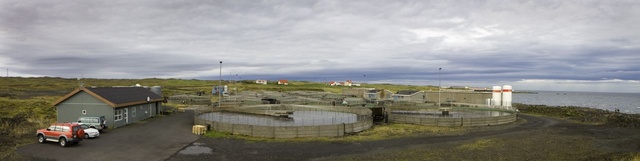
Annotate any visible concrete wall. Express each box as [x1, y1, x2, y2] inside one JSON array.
[[393, 91, 426, 103], [56, 91, 114, 127], [342, 88, 369, 98], [425, 92, 492, 104], [196, 118, 372, 138], [388, 113, 517, 127], [194, 105, 373, 138]]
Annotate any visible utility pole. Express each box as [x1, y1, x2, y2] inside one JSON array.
[[219, 61, 222, 108], [438, 68, 441, 107]]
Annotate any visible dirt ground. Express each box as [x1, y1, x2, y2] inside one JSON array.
[[168, 114, 640, 161]]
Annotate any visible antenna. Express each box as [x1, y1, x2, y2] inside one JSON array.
[[78, 74, 84, 87]]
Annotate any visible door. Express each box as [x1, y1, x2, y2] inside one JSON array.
[[149, 104, 152, 117], [124, 108, 129, 124]]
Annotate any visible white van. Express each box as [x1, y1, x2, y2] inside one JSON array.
[[77, 116, 107, 132]]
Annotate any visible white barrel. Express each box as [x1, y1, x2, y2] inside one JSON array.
[[492, 86, 502, 107], [502, 85, 512, 107]]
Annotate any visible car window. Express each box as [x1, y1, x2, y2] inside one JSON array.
[[62, 126, 70, 132], [80, 124, 89, 129], [54, 126, 62, 132], [48, 126, 56, 130], [72, 126, 79, 132]]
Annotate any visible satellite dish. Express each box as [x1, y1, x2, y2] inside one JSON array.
[[147, 96, 150, 102]]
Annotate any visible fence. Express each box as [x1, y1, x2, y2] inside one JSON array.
[[194, 105, 373, 138], [388, 112, 517, 126]]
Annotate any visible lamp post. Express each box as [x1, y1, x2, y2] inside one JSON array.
[[219, 61, 222, 107], [438, 67, 441, 107]]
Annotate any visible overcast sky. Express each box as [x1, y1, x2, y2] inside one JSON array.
[[1, 0, 640, 92]]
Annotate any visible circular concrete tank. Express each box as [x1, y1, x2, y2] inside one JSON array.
[[388, 106, 517, 127], [195, 104, 373, 138]]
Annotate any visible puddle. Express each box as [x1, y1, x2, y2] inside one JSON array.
[[178, 142, 212, 155]]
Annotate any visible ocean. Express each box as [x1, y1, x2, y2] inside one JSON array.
[[513, 91, 640, 114]]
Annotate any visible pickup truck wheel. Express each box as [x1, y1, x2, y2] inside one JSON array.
[[59, 138, 67, 147], [84, 134, 89, 139], [37, 135, 46, 143]]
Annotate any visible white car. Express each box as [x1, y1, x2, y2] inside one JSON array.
[[79, 124, 100, 139]]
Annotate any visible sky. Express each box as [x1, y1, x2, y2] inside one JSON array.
[[1, 0, 640, 93]]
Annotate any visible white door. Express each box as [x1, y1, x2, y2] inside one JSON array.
[[124, 108, 129, 123]]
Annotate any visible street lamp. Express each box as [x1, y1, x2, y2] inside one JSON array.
[[219, 61, 222, 107], [438, 67, 441, 107]]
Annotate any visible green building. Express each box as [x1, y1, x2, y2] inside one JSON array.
[[53, 87, 164, 129]]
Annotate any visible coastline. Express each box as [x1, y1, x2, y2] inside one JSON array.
[[514, 103, 640, 128]]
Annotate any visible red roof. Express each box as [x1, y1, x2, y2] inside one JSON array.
[[279, 80, 288, 83]]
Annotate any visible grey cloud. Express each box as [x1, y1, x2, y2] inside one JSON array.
[[1, 0, 640, 92]]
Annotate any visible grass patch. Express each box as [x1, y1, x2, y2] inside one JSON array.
[[324, 130, 604, 161], [457, 138, 501, 151]]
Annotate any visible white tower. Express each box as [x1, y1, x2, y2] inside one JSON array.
[[502, 85, 513, 108], [492, 86, 502, 107]]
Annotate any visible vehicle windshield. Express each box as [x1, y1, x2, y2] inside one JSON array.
[[80, 124, 90, 129]]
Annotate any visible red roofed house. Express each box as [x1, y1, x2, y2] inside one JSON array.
[[278, 80, 289, 85]]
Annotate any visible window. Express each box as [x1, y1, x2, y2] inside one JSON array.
[[82, 110, 87, 115], [132, 107, 136, 117], [115, 109, 123, 121], [62, 126, 70, 132]]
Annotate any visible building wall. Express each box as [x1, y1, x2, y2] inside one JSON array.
[[112, 102, 158, 128], [425, 92, 491, 104], [393, 92, 426, 103], [342, 88, 370, 98], [56, 92, 114, 127], [57, 91, 162, 129]]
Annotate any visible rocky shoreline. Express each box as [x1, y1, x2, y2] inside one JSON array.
[[514, 103, 640, 128]]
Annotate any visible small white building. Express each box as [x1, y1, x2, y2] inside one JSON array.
[[256, 80, 268, 85]]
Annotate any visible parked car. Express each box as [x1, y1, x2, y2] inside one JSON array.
[[77, 116, 107, 132], [36, 123, 85, 147], [79, 124, 100, 139]]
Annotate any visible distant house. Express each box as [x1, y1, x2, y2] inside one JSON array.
[[278, 80, 288, 85], [53, 87, 164, 129], [328, 80, 357, 86], [344, 80, 353, 86], [256, 80, 268, 85]]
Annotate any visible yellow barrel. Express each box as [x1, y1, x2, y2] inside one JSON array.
[[192, 125, 207, 135]]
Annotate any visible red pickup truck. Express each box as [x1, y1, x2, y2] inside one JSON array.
[[36, 123, 85, 147]]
